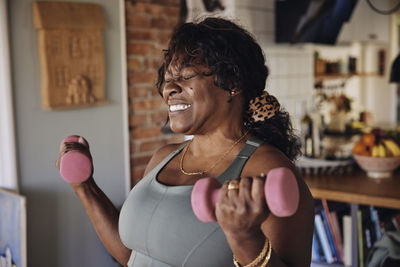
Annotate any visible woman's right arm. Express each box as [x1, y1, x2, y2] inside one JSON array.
[[67, 143, 178, 266], [70, 178, 131, 266]]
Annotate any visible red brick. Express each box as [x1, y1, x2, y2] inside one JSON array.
[[159, 31, 172, 43], [151, 111, 168, 123], [127, 43, 153, 55], [168, 17, 179, 28], [132, 155, 152, 167], [152, 85, 162, 96], [144, 57, 163, 71], [128, 58, 142, 71], [137, 2, 164, 16], [151, 18, 171, 29], [128, 72, 157, 83], [164, 6, 180, 17], [129, 114, 148, 127], [140, 139, 167, 152], [127, 28, 157, 41], [152, 0, 180, 6], [152, 45, 166, 56], [132, 126, 162, 139], [125, 0, 137, 15], [133, 98, 164, 111], [128, 86, 152, 98], [126, 0, 182, 184], [126, 2, 145, 15], [129, 140, 138, 155], [126, 15, 150, 28]]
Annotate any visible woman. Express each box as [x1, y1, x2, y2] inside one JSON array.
[[61, 17, 314, 267]]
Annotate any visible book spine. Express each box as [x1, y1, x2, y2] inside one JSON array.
[[369, 206, 382, 241], [330, 211, 344, 262], [321, 199, 343, 262], [358, 210, 364, 267], [321, 210, 339, 262], [343, 215, 352, 266], [314, 229, 326, 262], [315, 214, 334, 263], [312, 233, 321, 262]]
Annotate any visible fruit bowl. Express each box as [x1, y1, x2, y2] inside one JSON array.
[[353, 155, 400, 179]]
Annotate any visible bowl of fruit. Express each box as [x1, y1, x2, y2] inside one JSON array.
[[352, 129, 400, 179]]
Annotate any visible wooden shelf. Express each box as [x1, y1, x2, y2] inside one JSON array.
[[314, 72, 379, 80], [303, 171, 400, 209]]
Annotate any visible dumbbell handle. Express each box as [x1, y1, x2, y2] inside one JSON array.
[[191, 167, 299, 222], [57, 135, 93, 184]]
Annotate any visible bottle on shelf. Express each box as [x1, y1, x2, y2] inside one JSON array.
[[301, 113, 314, 158]]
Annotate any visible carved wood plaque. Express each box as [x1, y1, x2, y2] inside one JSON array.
[[33, 1, 107, 110]]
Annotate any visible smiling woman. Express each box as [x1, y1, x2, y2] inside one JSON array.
[[59, 17, 314, 267]]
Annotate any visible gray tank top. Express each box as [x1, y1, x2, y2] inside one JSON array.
[[118, 136, 264, 267]]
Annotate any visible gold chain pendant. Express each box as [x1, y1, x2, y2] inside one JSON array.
[[179, 130, 249, 176]]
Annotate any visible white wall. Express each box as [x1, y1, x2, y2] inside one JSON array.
[[0, 0, 18, 191], [265, 46, 314, 130], [8, 0, 127, 266], [234, 0, 274, 44], [233, 0, 313, 130], [338, 0, 391, 44]]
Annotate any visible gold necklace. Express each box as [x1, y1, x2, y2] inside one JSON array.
[[179, 130, 249, 176]]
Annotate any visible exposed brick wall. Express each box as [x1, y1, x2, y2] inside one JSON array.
[[125, 0, 184, 186]]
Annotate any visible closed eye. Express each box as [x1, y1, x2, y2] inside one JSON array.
[[182, 73, 198, 80], [164, 73, 198, 83]]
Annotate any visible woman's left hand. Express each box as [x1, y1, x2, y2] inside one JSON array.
[[215, 175, 269, 241]]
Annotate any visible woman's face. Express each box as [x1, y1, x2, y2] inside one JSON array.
[[162, 60, 234, 135]]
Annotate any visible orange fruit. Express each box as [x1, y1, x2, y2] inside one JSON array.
[[353, 142, 367, 155], [362, 133, 375, 147]]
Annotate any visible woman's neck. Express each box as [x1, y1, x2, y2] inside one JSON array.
[[188, 127, 249, 158]]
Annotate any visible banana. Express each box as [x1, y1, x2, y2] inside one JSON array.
[[378, 144, 386, 157], [372, 145, 380, 157], [383, 139, 400, 156], [385, 145, 394, 157]]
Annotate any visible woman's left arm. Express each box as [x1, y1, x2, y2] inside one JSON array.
[[216, 155, 314, 266]]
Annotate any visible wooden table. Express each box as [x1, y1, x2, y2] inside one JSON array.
[[303, 171, 400, 209]]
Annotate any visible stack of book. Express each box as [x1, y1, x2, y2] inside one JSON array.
[[313, 200, 346, 265], [312, 200, 400, 266]]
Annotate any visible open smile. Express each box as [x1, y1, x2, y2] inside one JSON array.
[[169, 104, 192, 112]]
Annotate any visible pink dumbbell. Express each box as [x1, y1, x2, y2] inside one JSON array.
[[191, 167, 300, 222], [57, 135, 93, 184]]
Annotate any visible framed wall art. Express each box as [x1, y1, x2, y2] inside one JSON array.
[[33, 1, 108, 110]]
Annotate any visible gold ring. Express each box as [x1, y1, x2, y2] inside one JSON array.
[[227, 182, 240, 190]]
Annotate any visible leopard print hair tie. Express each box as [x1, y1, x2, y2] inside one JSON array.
[[247, 91, 280, 122]]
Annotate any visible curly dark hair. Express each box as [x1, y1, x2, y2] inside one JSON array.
[[156, 17, 301, 160]]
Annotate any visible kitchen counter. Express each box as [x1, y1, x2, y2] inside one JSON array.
[[303, 171, 400, 209]]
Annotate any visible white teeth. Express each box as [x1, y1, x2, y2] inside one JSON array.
[[169, 104, 191, 112]]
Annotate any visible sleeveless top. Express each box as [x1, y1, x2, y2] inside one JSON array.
[[118, 136, 264, 267]]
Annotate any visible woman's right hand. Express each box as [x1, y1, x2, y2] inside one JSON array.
[[56, 135, 94, 185], [215, 175, 269, 241]]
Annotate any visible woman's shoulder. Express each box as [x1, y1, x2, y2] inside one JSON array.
[[143, 142, 187, 176], [243, 142, 295, 176]]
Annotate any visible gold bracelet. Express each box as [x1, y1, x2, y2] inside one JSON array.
[[260, 239, 272, 267], [233, 259, 241, 267], [233, 238, 269, 267]]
